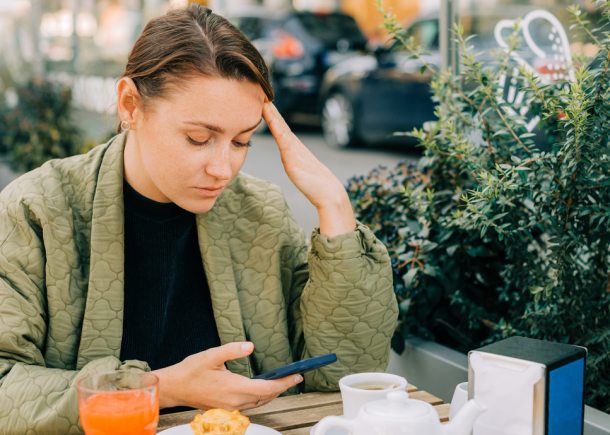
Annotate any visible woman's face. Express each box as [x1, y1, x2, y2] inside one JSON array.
[[124, 75, 265, 214]]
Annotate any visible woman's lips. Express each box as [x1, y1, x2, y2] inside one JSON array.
[[194, 186, 225, 197]]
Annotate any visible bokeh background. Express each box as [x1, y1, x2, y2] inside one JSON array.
[[0, 0, 599, 136], [0, 0, 602, 233]]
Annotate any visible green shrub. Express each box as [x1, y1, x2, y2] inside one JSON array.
[[0, 93, 6, 155], [2, 79, 83, 172], [350, 1, 610, 411]]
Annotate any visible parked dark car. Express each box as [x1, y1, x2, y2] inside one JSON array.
[[319, 8, 573, 148], [318, 17, 440, 148], [226, 7, 368, 123]]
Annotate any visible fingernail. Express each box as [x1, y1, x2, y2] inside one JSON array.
[[294, 375, 303, 383], [242, 343, 253, 352]]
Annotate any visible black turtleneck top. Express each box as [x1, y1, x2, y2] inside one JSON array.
[[119, 180, 221, 413]]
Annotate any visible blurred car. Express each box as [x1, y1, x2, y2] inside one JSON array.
[[226, 7, 368, 123], [319, 8, 571, 148], [319, 17, 440, 148]]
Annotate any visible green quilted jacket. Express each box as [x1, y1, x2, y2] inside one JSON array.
[[0, 132, 398, 434]]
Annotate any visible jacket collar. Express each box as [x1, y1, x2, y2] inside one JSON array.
[[196, 210, 251, 377], [76, 133, 251, 377], [77, 132, 127, 369]]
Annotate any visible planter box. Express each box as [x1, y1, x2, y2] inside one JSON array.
[[385, 336, 610, 435]]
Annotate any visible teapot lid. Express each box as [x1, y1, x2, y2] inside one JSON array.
[[363, 391, 431, 419]]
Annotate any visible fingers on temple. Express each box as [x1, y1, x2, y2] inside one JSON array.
[[263, 103, 299, 152], [269, 123, 293, 151], [267, 104, 290, 130]]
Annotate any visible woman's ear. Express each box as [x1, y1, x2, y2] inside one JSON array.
[[117, 77, 141, 130]]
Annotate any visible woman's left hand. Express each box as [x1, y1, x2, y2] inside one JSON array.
[[263, 102, 356, 238]]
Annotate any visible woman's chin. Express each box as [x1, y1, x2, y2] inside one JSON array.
[[175, 196, 218, 215]]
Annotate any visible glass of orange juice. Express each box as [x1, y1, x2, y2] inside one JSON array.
[[77, 370, 159, 435]]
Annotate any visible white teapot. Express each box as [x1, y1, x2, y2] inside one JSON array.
[[315, 390, 486, 435]]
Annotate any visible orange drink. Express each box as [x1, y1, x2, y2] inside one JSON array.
[[78, 371, 159, 435]]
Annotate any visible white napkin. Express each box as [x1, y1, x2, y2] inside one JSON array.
[[471, 352, 544, 435]]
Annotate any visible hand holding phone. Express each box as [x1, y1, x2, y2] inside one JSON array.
[[252, 353, 337, 380]]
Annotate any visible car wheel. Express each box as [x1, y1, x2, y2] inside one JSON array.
[[322, 92, 357, 148]]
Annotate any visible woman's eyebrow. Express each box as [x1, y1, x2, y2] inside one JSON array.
[[184, 119, 262, 134], [241, 119, 262, 134]]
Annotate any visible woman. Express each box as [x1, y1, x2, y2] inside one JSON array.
[[0, 4, 397, 434]]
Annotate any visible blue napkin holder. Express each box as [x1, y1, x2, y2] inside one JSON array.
[[468, 336, 586, 435]]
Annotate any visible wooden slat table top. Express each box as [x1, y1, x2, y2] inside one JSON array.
[[157, 384, 450, 434]]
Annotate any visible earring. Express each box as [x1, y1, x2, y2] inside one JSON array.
[[121, 120, 131, 131]]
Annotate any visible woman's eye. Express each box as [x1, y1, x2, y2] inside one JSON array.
[[233, 140, 252, 148], [187, 135, 210, 146]]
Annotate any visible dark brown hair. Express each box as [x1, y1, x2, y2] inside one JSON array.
[[117, 4, 273, 133]]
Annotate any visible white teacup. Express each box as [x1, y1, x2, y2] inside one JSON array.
[[449, 382, 469, 421], [339, 373, 408, 419]]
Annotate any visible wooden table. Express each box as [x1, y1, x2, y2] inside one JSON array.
[[157, 384, 450, 434]]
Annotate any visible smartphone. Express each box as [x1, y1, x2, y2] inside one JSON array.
[[252, 353, 337, 380]]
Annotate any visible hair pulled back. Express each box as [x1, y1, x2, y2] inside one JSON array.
[[118, 4, 273, 133]]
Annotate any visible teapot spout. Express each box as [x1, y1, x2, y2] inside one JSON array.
[[443, 400, 486, 435]]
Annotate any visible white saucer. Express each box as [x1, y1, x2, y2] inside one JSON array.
[[310, 416, 348, 435], [159, 423, 281, 434]]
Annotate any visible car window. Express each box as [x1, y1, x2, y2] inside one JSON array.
[[403, 20, 439, 51], [236, 17, 267, 40], [295, 13, 367, 49]]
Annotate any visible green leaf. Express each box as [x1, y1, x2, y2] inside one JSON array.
[[407, 219, 422, 233], [399, 298, 411, 313], [438, 230, 455, 243], [446, 245, 458, 256], [423, 263, 440, 277], [403, 268, 418, 287]]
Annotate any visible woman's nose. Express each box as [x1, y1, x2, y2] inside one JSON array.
[[205, 144, 233, 180]]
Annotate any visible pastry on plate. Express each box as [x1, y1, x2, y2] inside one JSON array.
[[190, 409, 250, 435]]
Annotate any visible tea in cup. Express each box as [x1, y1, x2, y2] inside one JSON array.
[[339, 373, 408, 418], [349, 381, 400, 391]]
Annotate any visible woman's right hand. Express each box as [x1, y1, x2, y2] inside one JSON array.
[[152, 342, 302, 411]]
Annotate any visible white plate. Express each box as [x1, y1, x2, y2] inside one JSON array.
[[159, 423, 281, 434], [309, 417, 348, 435]]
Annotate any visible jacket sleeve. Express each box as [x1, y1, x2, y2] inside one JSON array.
[[0, 197, 149, 435], [287, 220, 398, 392]]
